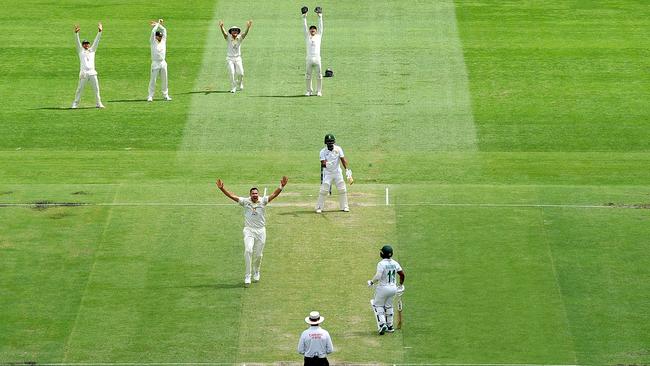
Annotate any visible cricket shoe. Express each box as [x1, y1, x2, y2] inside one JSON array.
[[253, 272, 260, 282], [96, 103, 105, 109], [70, 103, 78, 109], [244, 275, 252, 287], [147, 97, 153, 102], [386, 325, 395, 333], [238, 82, 244, 90], [341, 208, 350, 212], [316, 208, 322, 214], [164, 95, 172, 101], [316, 92, 322, 97], [378, 324, 387, 335], [230, 87, 237, 93], [305, 91, 312, 96]]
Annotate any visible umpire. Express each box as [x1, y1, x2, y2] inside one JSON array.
[[297, 311, 334, 365]]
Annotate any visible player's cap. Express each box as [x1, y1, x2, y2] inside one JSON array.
[[228, 26, 241, 34], [305, 311, 325, 325], [155, 31, 163, 37], [81, 39, 90, 44], [380, 245, 393, 258], [324, 133, 335, 144]]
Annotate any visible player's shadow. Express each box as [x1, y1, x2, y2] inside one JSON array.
[[277, 210, 320, 216], [107, 99, 148, 103], [176, 283, 242, 290], [251, 95, 307, 98], [31, 107, 94, 110], [184, 90, 231, 95]]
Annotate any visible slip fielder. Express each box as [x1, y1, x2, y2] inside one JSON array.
[[147, 19, 172, 102], [218, 19, 252, 93], [72, 22, 105, 109]]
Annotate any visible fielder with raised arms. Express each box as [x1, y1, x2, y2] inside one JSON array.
[[72, 22, 105, 109], [316, 133, 352, 213], [216, 176, 288, 286], [218, 19, 252, 93], [147, 19, 172, 102], [301, 6, 324, 96], [368, 245, 405, 335]]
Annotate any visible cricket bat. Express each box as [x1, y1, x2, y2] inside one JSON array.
[[320, 165, 331, 195], [396, 294, 403, 329]]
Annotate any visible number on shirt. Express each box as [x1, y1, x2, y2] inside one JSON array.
[[388, 269, 396, 284]]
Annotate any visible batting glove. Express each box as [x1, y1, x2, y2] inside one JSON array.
[[346, 169, 354, 185], [397, 284, 405, 295], [367, 280, 374, 287]]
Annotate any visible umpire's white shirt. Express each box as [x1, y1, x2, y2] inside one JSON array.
[[238, 196, 268, 229], [150, 23, 167, 63], [227, 34, 244, 58], [297, 326, 333, 358], [320, 145, 344, 175], [373, 259, 403, 287], [76, 32, 101, 77]]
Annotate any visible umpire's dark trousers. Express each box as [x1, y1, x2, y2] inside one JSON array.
[[304, 356, 329, 366]]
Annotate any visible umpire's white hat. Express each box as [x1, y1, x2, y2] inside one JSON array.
[[305, 311, 325, 325]]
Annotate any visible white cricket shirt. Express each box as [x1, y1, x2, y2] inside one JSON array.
[[150, 23, 167, 63], [75, 32, 101, 76], [303, 15, 323, 58], [226, 34, 244, 58], [320, 145, 344, 174], [373, 258, 403, 287], [297, 326, 334, 358], [238, 196, 268, 229]]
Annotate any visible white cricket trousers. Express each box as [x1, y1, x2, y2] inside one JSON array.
[[73, 74, 102, 106], [373, 284, 398, 327], [243, 226, 266, 277], [148, 61, 169, 99], [226, 57, 244, 90], [316, 170, 348, 211], [305, 56, 322, 94]]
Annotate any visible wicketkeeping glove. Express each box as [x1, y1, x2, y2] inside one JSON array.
[[315, 6, 323, 14], [367, 280, 374, 287], [301, 6, 308, 14], [346, 169, 354, 185]]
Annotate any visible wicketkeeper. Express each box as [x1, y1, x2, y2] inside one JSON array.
[[316, 133, 353, 213], [368, 245, 405, 335], [301, 6, 324, 96]]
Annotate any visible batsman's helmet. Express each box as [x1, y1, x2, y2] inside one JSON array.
[[380, 245, 393, 259], [324, 133, 335, 144]]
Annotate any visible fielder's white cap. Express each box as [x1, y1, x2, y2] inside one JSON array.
[[228, 25, 241, 33], [305, 311, 325, 325]]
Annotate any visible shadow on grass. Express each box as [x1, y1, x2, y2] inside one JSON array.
[[183, 90, 231, 95], [31, 107, 95, 110], [179, 282, 243, 290], [251, 94, 307, 98], [277, 210, 319, 216], [107, 99, 148, 103]]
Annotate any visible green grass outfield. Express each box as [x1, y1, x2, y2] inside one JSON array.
[[1, 0, 649, 364]]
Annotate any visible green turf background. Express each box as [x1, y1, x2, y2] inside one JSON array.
[[1, 0, 649, 364]]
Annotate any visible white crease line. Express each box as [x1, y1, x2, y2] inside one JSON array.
[[0, 202, 639, 209]]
